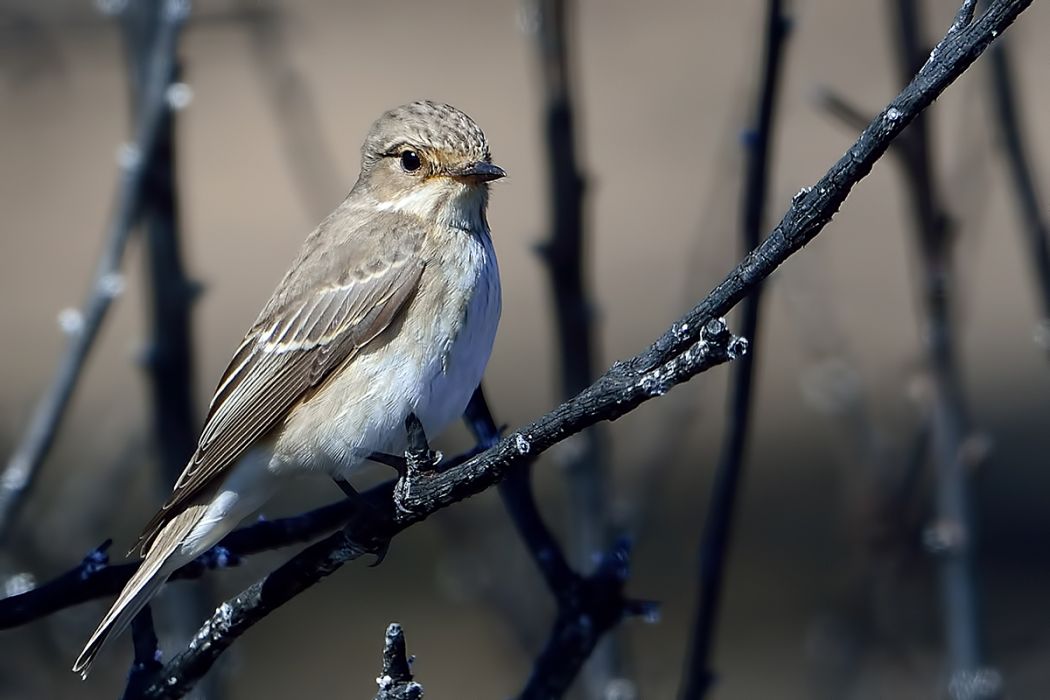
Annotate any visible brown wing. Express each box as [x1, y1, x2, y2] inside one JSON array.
[[133, 221, 424, 554]]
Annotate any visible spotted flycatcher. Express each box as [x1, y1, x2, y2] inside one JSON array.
[[74, 100, 504, 675]]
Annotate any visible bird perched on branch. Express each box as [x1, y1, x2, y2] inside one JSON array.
[[74, 100, 504, 676]]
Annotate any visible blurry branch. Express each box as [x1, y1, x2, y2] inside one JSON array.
[[680, 1, 789, 698], [121, 607, 162, 700], [373, 623, 423, 700], [1, 0, 1031, 694], [119, 2, 221, 697], [465, 389, 652, 700], [527, 0, 622, 693], [986, 28, 1050, 347], [529, 0, 608, 563], [236, 0, 344, 218], [0, 499, 358, 628], [0, 0, 188, 543], [820, 2, 999, 693], [121, 0, 199, 488], [890, 0, 995, 695]]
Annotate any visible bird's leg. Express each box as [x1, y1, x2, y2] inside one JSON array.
[[333, 477, 364, 501], [404, 413, 441, 473], [331, 478, 391, 566]]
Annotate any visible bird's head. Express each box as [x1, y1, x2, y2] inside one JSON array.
[[354, 100, 505, 232]]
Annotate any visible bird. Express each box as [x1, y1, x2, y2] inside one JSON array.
[[74, 100, 504, 676]]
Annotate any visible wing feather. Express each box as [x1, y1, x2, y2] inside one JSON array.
[[133, 224, 424, 554]]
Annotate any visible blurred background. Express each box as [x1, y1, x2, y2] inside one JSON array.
[[2, 0, 1050, 698]]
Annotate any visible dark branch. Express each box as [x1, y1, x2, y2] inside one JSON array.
[[134, 320, 741, 698], [121, 606, 162, 700], [986, 23, 1050, 345], [135, 2, 1035, 693], [529, 0, 618, 690], [120, 0, 199, 488], [462, 388, 647, 699], [680, 1, 790, 697], [517, 537, 656, 700], [889, 0, 994, 694], [373, 623, 423, 700], [0, 500, 356, 628], [0, 0, 188, 542]]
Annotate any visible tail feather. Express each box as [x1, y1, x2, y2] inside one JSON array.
[[73, 505, 207, 678]]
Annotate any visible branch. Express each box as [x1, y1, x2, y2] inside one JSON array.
[[121, 606, 162, 700], [0, 0, 188, 541], [529, 0, 611, 576], [529, 0, 628, 684], [0, 498, 356, 628], [889, 0, 995, 694], [373, 623, 423, 700], [235, 0, 344, 219], [680, 1, 790, 697], [131, 3, 1031, 694], [133, 320, 741, 698], [986, 22, 1050, 346], [120, 0, 199, 488], [464, 389, 650, 699]]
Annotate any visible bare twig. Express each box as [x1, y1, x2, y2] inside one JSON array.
[[680, 1, 790, 697], [527, 0, 623, 691], [373, 623, 423, 700], [0, 0, 188, 541], [986, 26, 1050, 344], [465, 389, 649, 700], [528, 0, 612, 605], [117, 2, 221, 695], [121, 606, 162, 700], [0, 500, 356, 628], [889, 0, 996, 695], [120, 0, 199, 489], [236, 0, 344, 219]]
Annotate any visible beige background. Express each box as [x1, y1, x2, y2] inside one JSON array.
[[2, 0, 1050, 698]]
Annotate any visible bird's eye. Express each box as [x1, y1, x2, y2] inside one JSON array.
[[399, 150, 421, 172]]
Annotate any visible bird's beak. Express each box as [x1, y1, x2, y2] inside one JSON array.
[[454, 161, 507, 183]]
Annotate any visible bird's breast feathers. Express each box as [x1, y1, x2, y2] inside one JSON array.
[[273, 227, 500, 476]]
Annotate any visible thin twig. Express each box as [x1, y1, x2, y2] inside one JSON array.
[[889, 0, 995, 695], [120, 1, 199, 489], [680, 1, 790, 697], [118, 2, 220, 695], [236, 0, 344, 219], [528, 0, 615, 621], [373, 623, 423, 700], [0, 499, 356, 628], [527, 0, 621, 690], [465, 389, 646, 699], [121, 606, 162, 700], [985, 26, 1050, 344], [0, 0, 188, 542]]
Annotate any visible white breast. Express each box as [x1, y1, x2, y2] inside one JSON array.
[[414, 232, 501, 437], [274, 228, 501, 478]]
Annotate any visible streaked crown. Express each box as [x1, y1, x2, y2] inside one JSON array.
[[361, 100, 491, 170]]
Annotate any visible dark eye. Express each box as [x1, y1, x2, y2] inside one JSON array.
[[399, 150, 421, 172]]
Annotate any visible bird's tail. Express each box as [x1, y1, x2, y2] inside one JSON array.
[[72, 504, 207, 678]]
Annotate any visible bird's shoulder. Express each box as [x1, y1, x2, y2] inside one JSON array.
[[249, 203, 427, 337]]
